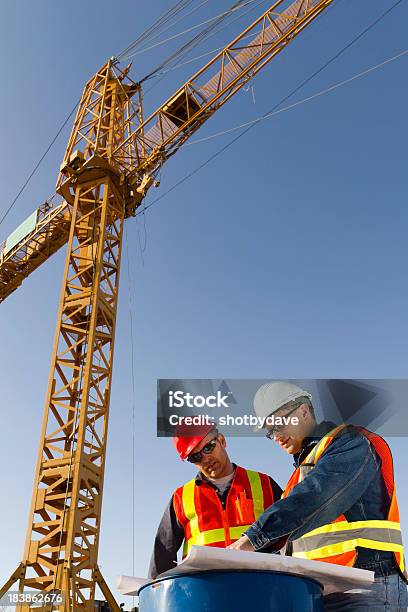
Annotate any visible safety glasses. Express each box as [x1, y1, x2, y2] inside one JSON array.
[[265, 405, 300, 439], [187, 436, 218, 463]]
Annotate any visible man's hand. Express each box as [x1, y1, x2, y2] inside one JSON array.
[[227, 535, 255, 552]]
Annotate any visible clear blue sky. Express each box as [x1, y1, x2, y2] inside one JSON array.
[[0, 0, 407, 605]]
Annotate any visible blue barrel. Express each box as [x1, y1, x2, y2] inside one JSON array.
[[139, 570, 323, 611]]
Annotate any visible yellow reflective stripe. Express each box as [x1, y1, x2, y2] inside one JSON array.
[[304, 433, 328, 464], [188, 528, 226, 547], [185, 525, 251, 555], [230, 525, 252, 540], [305, 425, 346, 464], [303, 520, 401, 538], [246, 470, 264, 519], [304, 442, 320, 464], [182, 478, 200, 539], [293, 539, 405, 561]]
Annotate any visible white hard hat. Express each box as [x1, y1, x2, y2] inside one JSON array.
[[253, 381, 312, 429]]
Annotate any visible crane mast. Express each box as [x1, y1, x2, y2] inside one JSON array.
[[0, 0, 335, 609], [13, 60, 136, 611]]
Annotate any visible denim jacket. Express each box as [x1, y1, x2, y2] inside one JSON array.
[[245, 421, 400, 576]]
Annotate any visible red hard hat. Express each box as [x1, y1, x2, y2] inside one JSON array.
[[173, 421, 216, 461]]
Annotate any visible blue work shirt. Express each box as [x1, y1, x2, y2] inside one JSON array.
[[245, 421, 401, 576]]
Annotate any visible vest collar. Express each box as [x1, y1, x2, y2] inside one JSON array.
[[195, 463, 238, 485], [293, 421, 337, 467]]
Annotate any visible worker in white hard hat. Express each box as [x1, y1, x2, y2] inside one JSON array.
[[228, 381, 407, 612]]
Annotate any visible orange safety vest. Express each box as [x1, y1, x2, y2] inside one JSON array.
[[173, 466, 276, 557], [282, 425, 406, 575]]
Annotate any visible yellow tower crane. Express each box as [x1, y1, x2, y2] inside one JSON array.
[[0, 0, 335, 609]]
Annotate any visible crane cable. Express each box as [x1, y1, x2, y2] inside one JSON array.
[[143, 0, 271, 96], [116, 0, 198, 61], [145, 13, 268, 81], [135, 0, 406, 217], [0, 99, 79, 229], [124, 226, 137, 602], [140, 0, 265, 84], [126, 0, 266, 68], [119, 0, 213, 62]]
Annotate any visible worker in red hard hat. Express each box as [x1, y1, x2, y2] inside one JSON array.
[[148, 422, 282, 579]]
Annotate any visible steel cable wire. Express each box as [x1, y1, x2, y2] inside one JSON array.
[[142, 0, 270, 96], [119, 0, 213, 61], [140, 0, 259, 83], [126, 0, 264, 66], [117, 0, 197, 60], [0, 99, 79, 229]]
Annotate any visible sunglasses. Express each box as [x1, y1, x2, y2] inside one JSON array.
[[265, 405, 300, 439], [187, 436, 219, 463]]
